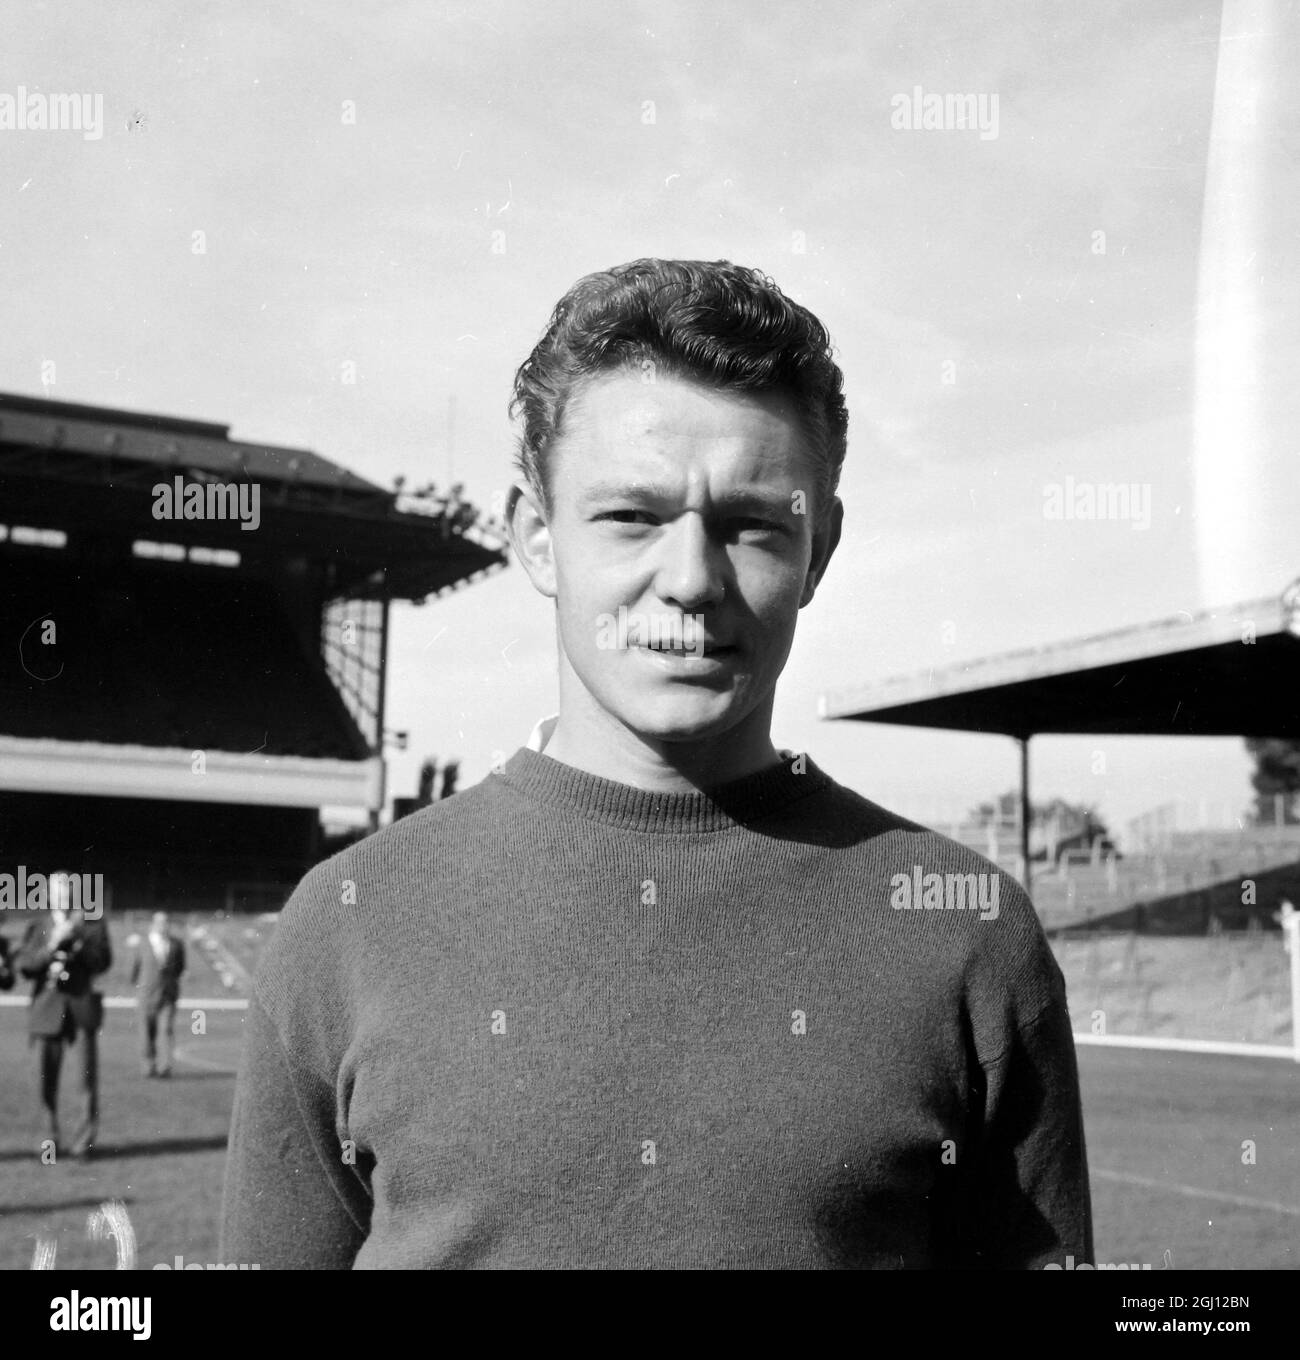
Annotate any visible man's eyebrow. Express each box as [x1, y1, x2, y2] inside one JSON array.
[[712, 488, 794, 514], [577, 481, 674, 505], [578, 483, 796, 514]]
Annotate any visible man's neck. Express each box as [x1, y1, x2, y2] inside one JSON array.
[[540, 695, 781, 794]]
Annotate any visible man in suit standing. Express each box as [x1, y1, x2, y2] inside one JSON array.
[[130, 911, 185, 1078], [0, 930, 15, 991], [16, 890, 113, 1160]]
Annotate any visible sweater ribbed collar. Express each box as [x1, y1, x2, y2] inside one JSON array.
[[498, 745, 831, 834]]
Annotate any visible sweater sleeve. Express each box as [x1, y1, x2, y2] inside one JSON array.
[[966, 991, 1094, 1269], [219, 995, 371, 1268]]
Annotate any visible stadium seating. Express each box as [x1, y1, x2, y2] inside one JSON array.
[[0, 551, 367, 759]]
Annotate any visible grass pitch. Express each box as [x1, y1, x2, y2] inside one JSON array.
[[0, 1003, 243, 1270], [1, 918, 1296, 1270]]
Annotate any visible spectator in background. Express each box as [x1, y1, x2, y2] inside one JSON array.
[[130, 910, 186, 1078], [1278, 896, 1297, 953], [0, 930, 15, 991], [16, 881, 112, 1160]]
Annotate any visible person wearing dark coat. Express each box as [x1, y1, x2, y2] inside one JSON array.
[[0, 932, 15, 991], [16, 904, 113, 1159]]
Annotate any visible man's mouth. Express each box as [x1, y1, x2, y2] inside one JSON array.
[[636, 642, 737, 661]]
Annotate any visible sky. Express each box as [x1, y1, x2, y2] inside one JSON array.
[[2, 0, 1283, 844]]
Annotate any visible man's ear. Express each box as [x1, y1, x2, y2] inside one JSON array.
[[800, 495, 843, 608], [506, 480, 558, 599]]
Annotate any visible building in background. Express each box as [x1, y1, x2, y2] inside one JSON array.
[[0, 391, 507, 913]]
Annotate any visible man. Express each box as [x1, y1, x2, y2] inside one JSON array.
[[222, 259, 1092, 1268], [0, 930, 15, 992], [130, 911, 186, 1077], [16, 880, 112, 1159]]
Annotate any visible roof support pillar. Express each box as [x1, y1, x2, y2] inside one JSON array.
[[1017, 735, 1032, 897], [369, 593, 391, 835]]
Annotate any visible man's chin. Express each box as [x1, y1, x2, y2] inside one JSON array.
[[612, 693, 749, 746]]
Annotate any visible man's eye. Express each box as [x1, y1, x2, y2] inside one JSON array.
[[733, 518, 784, 535], [598, 510, 656, 525]]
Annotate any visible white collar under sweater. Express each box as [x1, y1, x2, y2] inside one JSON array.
[[524, 714, 558, 754]]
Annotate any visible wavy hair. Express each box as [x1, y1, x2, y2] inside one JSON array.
[[510, 259, 848, 520]]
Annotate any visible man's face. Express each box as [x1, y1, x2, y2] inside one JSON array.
[[152, 913, 169, 933], [539, 370, 834, 745], [49, 874, 71, 914]]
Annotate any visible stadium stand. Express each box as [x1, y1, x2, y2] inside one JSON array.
[[0, 390, 508, 914], [1, 551, 368, 757], [821, 589, 1300, 939]]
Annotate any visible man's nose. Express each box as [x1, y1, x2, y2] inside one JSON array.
[[652, 513, 727, 611]]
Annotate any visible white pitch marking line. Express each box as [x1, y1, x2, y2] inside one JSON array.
[[0, 996, 249, 1009], [171, 1043, 238, 1074], [1073, 1031, 1294, 1061], [1092, 1167, 1300, 1218]]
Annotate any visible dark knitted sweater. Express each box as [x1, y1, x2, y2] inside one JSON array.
[[220, 748, 1092, 1269]]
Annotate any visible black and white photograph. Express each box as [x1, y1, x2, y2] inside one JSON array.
[[0, 0, 1296, 1328]]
